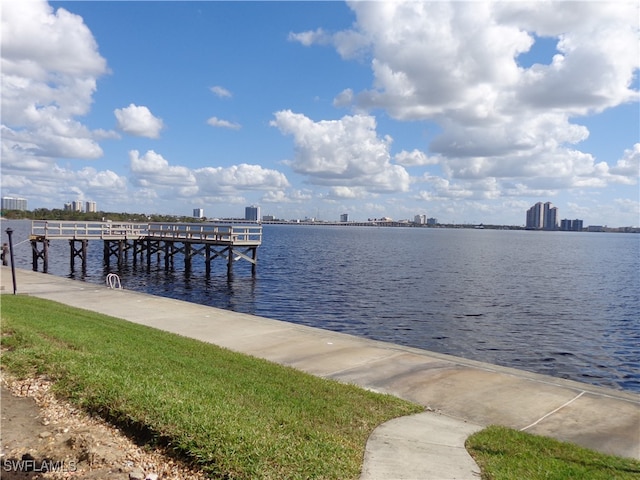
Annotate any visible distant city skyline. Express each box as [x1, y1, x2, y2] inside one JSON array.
[[1, 1, 638, 226]]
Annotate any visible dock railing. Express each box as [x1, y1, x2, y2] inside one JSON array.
[[30, 221, 262, 245], [146, 222, 262, 245], [30, 220, 149, 240]]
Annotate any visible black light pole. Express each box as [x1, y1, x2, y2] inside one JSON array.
[[5, 228, 17, 294]]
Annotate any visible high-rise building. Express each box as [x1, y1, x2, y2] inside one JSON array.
[[414, 214, 426, 225], [526, 202, 543, 229], [245, 205, 260, 222], [526, 202, 558, 230], [427, 217, 438, 225], [1, 197, 27, 211], [340, 213, 349, 222], [71, 200, 83, 212], [86, 201, 97, 213], [193, 208, 204, 218], [543, 202, 558, 230], [560, 219, 583, 231]]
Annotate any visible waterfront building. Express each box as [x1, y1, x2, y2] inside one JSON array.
[[526, 202, 558, 230], [245, 205, 260, 222], [560, 219, 584, 231], [193, 208, 204, 219], [427, 217, 438, 225], [340, 213, 349, 222], [64, 200, 83, 212], [1, 196, 27, 211], [543, 202, 558, 230], [86, 201, 97, 213], [414, 214, 426, 225], [526, 202, 543, 229]]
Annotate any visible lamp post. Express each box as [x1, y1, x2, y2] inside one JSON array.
[[5, 228, 17, 294]]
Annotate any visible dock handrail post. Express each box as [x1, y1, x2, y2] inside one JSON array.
[[5, 228, 17, 294]]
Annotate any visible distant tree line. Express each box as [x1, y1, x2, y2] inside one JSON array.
[[1, 208, 202, 223]]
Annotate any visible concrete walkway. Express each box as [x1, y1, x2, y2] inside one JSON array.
[[2, 268, 639, 478]]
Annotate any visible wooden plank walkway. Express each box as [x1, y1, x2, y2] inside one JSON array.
[[28, 220, 262, 276]]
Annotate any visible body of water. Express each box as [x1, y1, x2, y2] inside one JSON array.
[[3, 220, 639, 392]]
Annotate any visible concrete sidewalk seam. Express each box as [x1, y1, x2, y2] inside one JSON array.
[[321, 351, 406, 378], [520, 391, 586, 432]]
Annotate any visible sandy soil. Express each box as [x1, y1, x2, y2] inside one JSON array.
[[1, 374, 207, 480]]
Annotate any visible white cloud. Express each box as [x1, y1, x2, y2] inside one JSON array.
[[210, 85, 232, 98], [328, 186, 368, 199], [610, 144, 640, 177], [207, 116, 241, 130], [288, 28, 331, 47], [300, 1, 639, 198], [614, 197, 640, 219], [394, 149, 439, 167], [261, 189, 312, 204], [1, 0, 108, 161], [128, 150, 289, 201], [271, 110, 410, 193], [334, 1, 638, 119], [333, 89, 354, 108], [115, 104, 164, 138], [195, 164, 289, 194], [0, 159, 128, 208], [289, 25, 369, 60], [129, 150, 195, 187]]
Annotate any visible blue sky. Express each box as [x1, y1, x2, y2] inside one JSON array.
[[2, 1, 639, 226]]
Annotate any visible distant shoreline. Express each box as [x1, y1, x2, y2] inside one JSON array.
[[2, 215, 638, 233]]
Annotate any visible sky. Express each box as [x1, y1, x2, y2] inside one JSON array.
[[1, 0, 639, 226]]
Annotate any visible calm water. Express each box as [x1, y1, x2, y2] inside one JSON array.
[[2, 220, 639, 392]]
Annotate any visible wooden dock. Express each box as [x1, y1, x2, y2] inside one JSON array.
[[29, 220, 262, 276]]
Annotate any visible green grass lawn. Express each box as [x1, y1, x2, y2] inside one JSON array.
[[466, 425, 640, 480], [1, 294, 422, 479]]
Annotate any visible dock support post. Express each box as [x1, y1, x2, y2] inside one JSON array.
[[32, 240, 38, 271], [227, 246, 233, 277], [184, 242, 192, 272], [251, 247, 257, 276], [69, 239, 88, 272], [133, 240, 139, 266], [31, 238, 49, 273], [118, 240, 124, 266], [104, 241, 110, 267], [82, 239, 88, 271], [164, 242, 174, 271], [145, 239, 162, 268]]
